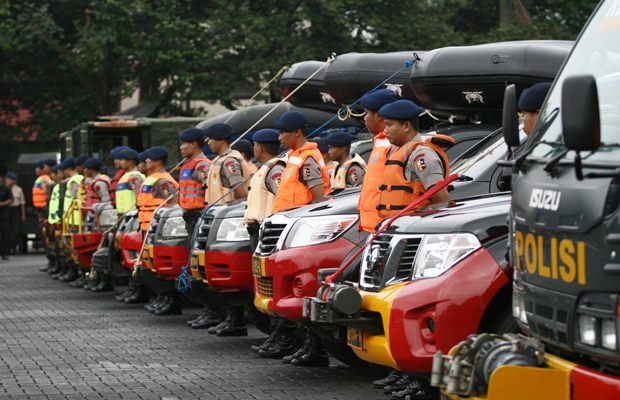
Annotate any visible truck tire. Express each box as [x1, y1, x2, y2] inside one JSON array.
[[320, 336, 368, 367], [486, 307, 518, 334]]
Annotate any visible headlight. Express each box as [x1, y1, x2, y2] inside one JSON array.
[[601, 319, 617, 351], [412, 233, 480, 278], [216, 218, 250, 242], [512, 288, 528, 325], [160, 216, 188, 239], [99, 209, 118, 229], [578, 315, 597, 346], [283, 215, 357, 249]]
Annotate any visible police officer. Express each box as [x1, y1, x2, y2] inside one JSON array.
[[32, 160, 54, 218], [136, 150, 148, 175], [190, 124, 251, 331], [376, 99, 450, 219], [325, 132, 366, 189], [82, 158, 112, 206], [0, 173, 13, 261], [311, 138, 336, 179], [135, 146, 180, 314], [47, 164, 66, 276], [518, 82, 551, 136], [58, 157, 84, 282], [115, 148, 145, 214], [272, 111, 331, 212], [110, 146, 129, 206], [178, 128, 211, 236], [204, 123, 251, 204], [232, 139, 259, 175], [358, 88, 398, 233], [75, 154, 89, 203]]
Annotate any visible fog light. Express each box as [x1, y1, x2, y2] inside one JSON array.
[[579, 315, 597, 346], [601, 319, 617, 351], [512, 290, 528, 324], [292, 277, 304, 298]]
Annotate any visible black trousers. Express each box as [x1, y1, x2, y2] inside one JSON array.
[[182, 210, 202, 241], [0, 216, 9, 256], [8, 207, 21, 252]]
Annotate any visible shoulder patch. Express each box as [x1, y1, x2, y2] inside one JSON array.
[[415, 158, 426, 172]]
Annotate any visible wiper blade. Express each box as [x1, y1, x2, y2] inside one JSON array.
[[455, 175, 474, 182]]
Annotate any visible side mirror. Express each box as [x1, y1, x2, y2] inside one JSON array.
[[562, 75, 601, 151], [502, 84, 520, 148]]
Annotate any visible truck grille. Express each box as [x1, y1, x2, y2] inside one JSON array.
[[524, 284, 572, 348], [360, 234, 422, 291], [146, 213, 160, 245], [195, 215, 214, 251], [256, 277, 273, 298], [257, 222, 287, 254]]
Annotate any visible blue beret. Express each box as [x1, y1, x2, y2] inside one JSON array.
[[75, 154, 90, 166], [273, 111, 308, 132], [204, 123, 233, 140], [44, 159, 57, 167], [252, 128, 280, 144], [144, 146, 168, 161], [35, 160, 46, 169], [326, 132, 355, 147], [117, 147, 139, 160], [179, 127, 205, 143], [111, 146, 130, 159], [51, 165, 61, 173], [6, 171, 17, 180], [60, 157, 76, 170], [232, 139, 253, 154], [360, 88, 399, 111], [518, 82, 552, 112], [137, 151, 147, 162], [83, 157, 103, 169], [379, 99, 424, 120], [313, 138, 329, 154]]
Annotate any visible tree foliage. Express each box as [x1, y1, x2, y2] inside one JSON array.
[[0, 0, 600, 145]]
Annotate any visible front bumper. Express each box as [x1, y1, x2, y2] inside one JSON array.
[[71, 231, 102, 269], [143, 243, 188, 281], [253, 235, 356, 321], [119, 230, 143, 270], [346, 248, 508, 372]]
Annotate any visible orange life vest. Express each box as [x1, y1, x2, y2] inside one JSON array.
[[272, 142, 331, 213], [358, 132, 391, 232], [84, 174, 111, 207], [179, 157, 210, 211], [377, 139, 450, 219], [137, 172, 179, 231], [32, 174, 51, 208]]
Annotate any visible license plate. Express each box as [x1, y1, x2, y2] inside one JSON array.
[[190, 253, 198, 268], [252, 255, 265, 277], [347, 327, 364, 349]]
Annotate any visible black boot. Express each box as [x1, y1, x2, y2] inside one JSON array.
[[91, 277, 113, 292], [251, 319, 283, 353], [290, 332, 329, 367], [60, 266, 78, 282], [186, 310, 207, 326], [124, 288, 149, 304], [282, 335, 312, 364], [145, 295, 165, 312], [373, 370, 404, 389], [207, 320, 228, 335], [383, 375, 413, 395], [258, 323, 300, 359], [216, 306, 247, 337], [190, 307, 222, 329], [52, 264, 68, 280], [115, 288, 135, 302], [154, 295, 181, 316], [69, 273, 87, 288]]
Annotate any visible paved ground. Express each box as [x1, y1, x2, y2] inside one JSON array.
[[0, 255, 388, 400]]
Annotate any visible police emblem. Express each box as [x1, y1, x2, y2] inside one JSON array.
[[302, 167, 311, 179], [416, 158, 426, 172], [224, 160, 236, 174]]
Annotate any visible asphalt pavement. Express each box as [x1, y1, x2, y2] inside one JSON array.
[[0, 255, 387, 400]]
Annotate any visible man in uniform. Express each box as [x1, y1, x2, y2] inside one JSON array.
[[518, 82, 551, 136], [6, 172, 26, 254], [110, 146, 128, 205], [82, 158, 112, 206], [33, 160, 56, 270], [136, 151, 148, 175], [177, 128, 211, 236], [134, 146, 180, 313], [0, 173, 13, 261], [272, 111, 331, 213], [357, 88, 399, 233], [111, 147, 146, 300], [189, 123, 251, 331], [325, 132, 366, 189], [232, 139, 259, 174], [258, 111, 331, 366], [311, 138, 336, 178], [58, 157, 84, 282], [47, 164, 65, 275]]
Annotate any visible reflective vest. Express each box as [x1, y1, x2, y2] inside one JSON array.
[[244, 157, 286, 224], [137, 172, 179, 231], [64, 174, 84, 226], [358, 132, 391, 232], [32, 174, 51, 208], [48, 184, 61, 224], [84, 174, 111, 207], [116, 170, 145, 213], [110, 169, 126, 205], [179, 157, 210, 210], [272, 142, 331, 213], [205, 150, 251, 205], [326, 161, 337, 178], [330, 154, 366, 189], [377, 140, 450, 219]]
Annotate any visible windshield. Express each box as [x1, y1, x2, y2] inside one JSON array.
[[530, 0, 620, 163]]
